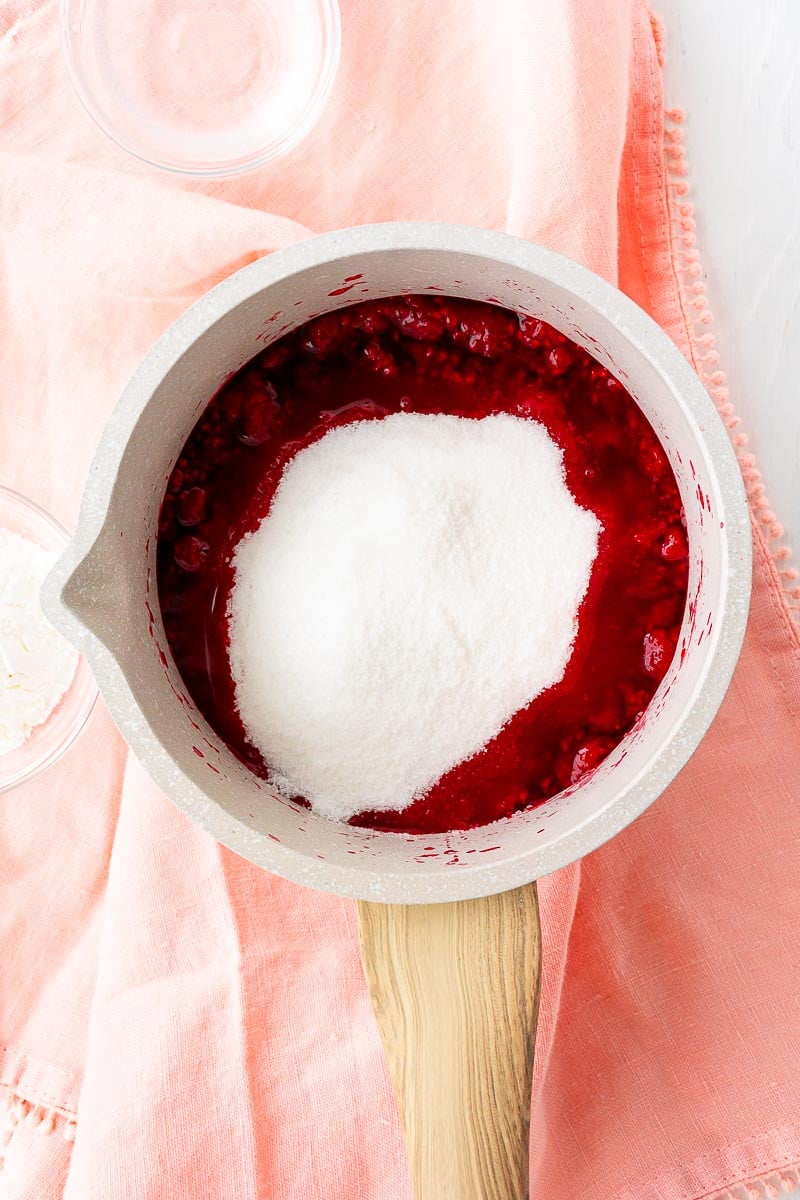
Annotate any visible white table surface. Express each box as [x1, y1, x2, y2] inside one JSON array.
[[660, 0, 800, 554]]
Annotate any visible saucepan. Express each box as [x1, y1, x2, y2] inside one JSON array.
[[44, 224, 751, 1200]]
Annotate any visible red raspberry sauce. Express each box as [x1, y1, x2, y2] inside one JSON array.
[[157, 296, 688, 834]]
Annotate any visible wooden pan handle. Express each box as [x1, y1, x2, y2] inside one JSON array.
[[357, 881, 541, 1200]]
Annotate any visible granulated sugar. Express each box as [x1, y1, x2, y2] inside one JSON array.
[[228, 412, 600, 822], [0, 528, 78, 755]]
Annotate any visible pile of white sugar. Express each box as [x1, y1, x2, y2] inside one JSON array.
[[0, 528, 78, 756], [228, 412, 600, 822]]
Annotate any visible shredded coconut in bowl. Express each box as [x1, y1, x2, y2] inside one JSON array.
[[227, 412, 601, 823], [0, 528, 79, 756]]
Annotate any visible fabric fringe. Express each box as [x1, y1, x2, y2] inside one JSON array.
[[706, 1163, 800, 1199], [664, 107, 800, 622], [0, 1084, 76, 1172]]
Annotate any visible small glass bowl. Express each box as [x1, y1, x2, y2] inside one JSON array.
[[0, 487, 98, 794], [60, 0, 341, 176]]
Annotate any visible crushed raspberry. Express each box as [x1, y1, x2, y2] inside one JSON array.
[[351, 308, 390, 337], [174, 536, 210, 572], [384, 299, 445, 342], [302, 313, 345, 356], [451, 309, 516, 358], [639, 436, 670, 477], [177, 487, 207, 527], [239, 406, 275, 447], [642, 629, 675, 679], [363, 340, 398, 377], [571, 737, 615, 784], [157, 294, 688, 834], [513, 384, 565, 426], [547, 345, 576, 376], [660, 526, 689, 561], [517, 314, 544, 348]]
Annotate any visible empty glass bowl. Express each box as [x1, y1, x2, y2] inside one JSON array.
[[60, 0, 341, 175], [0, 486, 97, 793]]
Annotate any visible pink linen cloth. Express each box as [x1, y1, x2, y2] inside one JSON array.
[[0, 2, 799, 1197]]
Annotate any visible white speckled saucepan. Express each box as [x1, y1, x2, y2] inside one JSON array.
[[43, 223, 752, 905]]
